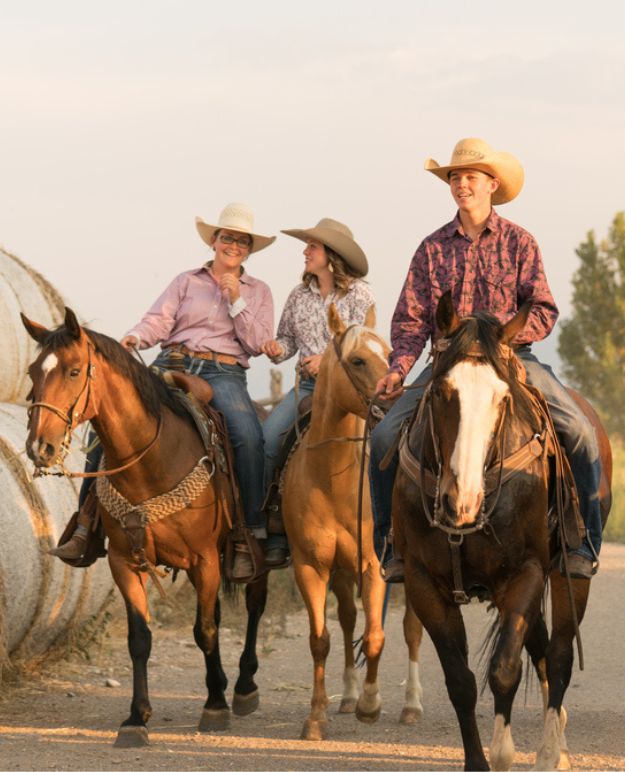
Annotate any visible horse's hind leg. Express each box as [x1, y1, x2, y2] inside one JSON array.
[[188, 552, 230, 731], [535, 572, 591, 771], [489, 560, 544, 771], [108, 555, 152, 748], [330, 570, 359, 714], [400, 591, 424, 725], [293, 560, 331, 740], [232, 573, 268, 717], [355, 559, 385, 724]]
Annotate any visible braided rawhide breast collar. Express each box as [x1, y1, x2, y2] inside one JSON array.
[[96, 455, 215, 528]]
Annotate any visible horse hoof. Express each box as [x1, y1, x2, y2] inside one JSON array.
[[399, 706, 423, 724], [232, 689, 259, 716], [114, 726, 149, 748], [301, 718, 327, 741], [338, 697, 357, 714], [198, 708, 231, 731], [355, 703, 381, 724]]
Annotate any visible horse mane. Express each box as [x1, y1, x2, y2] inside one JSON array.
[[432, 312, 537, 428], [40, 326, 191, 422]]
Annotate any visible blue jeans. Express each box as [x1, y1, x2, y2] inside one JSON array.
[[263, 378, 316, 490], [369, 348, 602, 562], [154, 350, 266, 536]]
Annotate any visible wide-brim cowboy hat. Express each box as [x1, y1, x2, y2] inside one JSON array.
[[424, 138, 524, 205], [281, 218, 368, 277], [195, 202, 276, 254]]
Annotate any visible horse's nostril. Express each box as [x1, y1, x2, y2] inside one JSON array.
[[37, 441, 55, 463]]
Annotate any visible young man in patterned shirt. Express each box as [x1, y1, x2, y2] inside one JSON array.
[[370, 137, 602, 582]]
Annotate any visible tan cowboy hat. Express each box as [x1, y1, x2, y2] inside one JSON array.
[[195, 202, 276, 254], [281, 218, 368, 277], [424, 138, 524, 205]]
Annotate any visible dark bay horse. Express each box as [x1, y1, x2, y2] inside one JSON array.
[[282, 305, 424, 740], [22, 308, 268, 747], [393, 293, 611, 771]]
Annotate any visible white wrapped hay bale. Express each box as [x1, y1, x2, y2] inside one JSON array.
[[0, 247, 65, 404], [0, 403, 113, 664]]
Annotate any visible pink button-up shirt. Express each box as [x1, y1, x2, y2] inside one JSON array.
[[128, 263, 274, 368]]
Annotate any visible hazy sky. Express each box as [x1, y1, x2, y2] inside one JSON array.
[[1, 0, 624, 397]]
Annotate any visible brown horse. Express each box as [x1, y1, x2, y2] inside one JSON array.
[[394, 293, 611, 771], [22, 308, 268, 747], [282, 305, 424, 741]]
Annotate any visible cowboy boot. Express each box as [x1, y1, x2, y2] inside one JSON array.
[[231, 542, 256, 581], [49, 484, 96, 561], [49, 527, 88, 560]]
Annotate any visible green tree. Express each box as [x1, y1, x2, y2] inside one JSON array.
[[558, 212, 625, 438]]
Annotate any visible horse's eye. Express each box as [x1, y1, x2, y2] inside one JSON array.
[[69, 368, 81, 378], [350, 357, 365, 367]]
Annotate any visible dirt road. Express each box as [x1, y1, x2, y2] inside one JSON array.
[[1, 543, 624, 770]]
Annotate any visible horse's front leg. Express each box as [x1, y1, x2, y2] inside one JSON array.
[[108, 552, 152, 748], [534, 571, 591, 771], [329, 569, 359, 714], [355, 557, 385, 724], [405, 558, 489, 771], [232, 572, 268, 717], [400, 590, 425, 725], [293, 559, 331, 740], [188, 549, 229, 731], [489, 559, 544, 771]]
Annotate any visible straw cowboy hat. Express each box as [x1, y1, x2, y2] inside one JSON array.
[[195, 202, 276, 254], [281, 218, 368, 277], [424, 138, 524, 205]]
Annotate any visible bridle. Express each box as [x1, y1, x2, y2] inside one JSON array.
[[28, 340, 162, 479], [399, 336, 547, 604], [332, 325, 387, 425]]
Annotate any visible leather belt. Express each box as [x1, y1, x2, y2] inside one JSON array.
[[165, 344, 240, 366]]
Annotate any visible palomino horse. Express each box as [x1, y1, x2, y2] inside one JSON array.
[[282, 305, 424, 741], [22, 308, 268, 747], [394, 293, 611, 771]]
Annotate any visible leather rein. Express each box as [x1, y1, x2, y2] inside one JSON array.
[[29, 342, 162, 479]]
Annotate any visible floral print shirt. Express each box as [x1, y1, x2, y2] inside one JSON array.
[[273, 279, 375, 364], [389, 209, 559, 379]]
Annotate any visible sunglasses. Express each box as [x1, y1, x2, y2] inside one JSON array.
[[219, 234, 252, 249]]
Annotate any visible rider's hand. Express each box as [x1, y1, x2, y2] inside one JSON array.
[[301, 354, 323, 378], [120, 334, 139, 351], [376, 372, 404, 401], [219, 273, 241, 303], [262, 339, 284, 359]]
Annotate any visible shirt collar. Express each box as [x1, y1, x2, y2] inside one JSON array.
[[449, 208, 501, 239], [200, 260, 252, 284]]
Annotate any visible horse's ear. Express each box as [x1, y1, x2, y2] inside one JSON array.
[[328, 303, 346, 336], [20, 312, 50, 344], [436, 291, 460, 336], [64, 307, 82, 340], [501, 300, 533, 345], [363, 304, 376, 329]]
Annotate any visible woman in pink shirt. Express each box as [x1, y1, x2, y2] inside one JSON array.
[[51, 203, 275, 583]]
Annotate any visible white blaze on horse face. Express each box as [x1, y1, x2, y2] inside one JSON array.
[[447, 360, 508, 524], [41, 353, 58, 379], [342, 326, 388, 367], [365, 337, 388, 366]]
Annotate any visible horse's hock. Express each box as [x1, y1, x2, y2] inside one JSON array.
[[0, 403, 113, 669], [0, 246, 114, 673], [0, 247, 65, 404]]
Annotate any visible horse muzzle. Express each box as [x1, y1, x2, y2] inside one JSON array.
[[439, 478, 484, 528], [27, 435, 63, 467]]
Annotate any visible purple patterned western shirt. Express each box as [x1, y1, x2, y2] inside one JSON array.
[[389, 209, 559, 379]]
